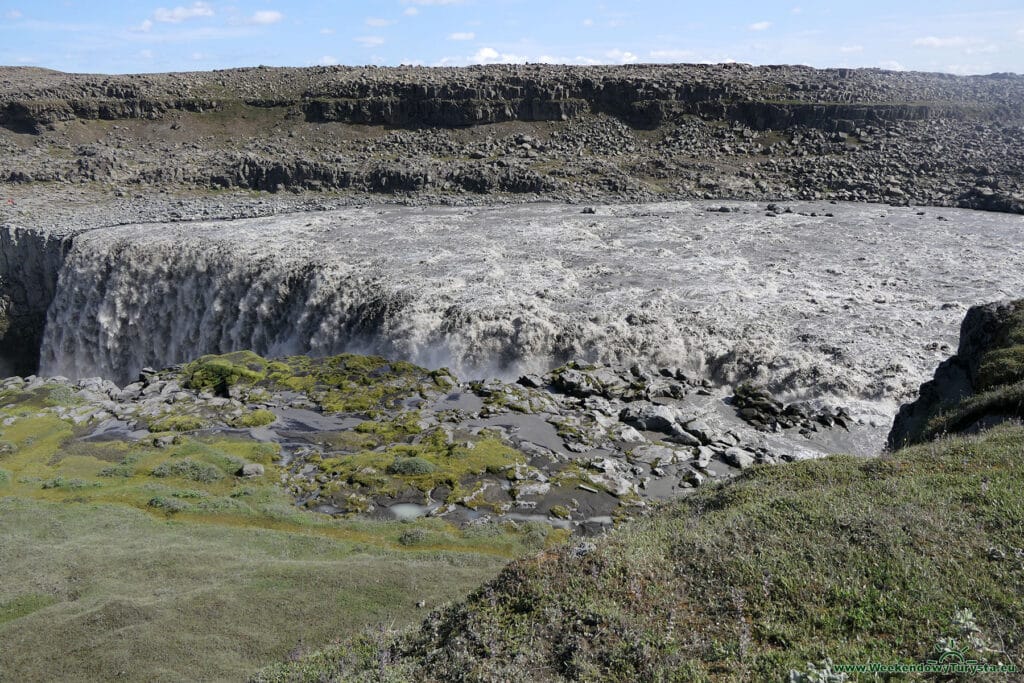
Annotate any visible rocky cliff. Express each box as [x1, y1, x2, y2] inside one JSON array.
[[888, 299, 1024, 447], [1, 63, 1022, 210]]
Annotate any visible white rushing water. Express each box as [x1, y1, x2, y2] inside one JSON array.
[[37, 201, 1024, 415]]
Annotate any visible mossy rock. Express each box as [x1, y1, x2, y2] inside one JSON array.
[[149, 414, 208, 433], [182, 351, 269, 396], [233, 409, 276, 428]]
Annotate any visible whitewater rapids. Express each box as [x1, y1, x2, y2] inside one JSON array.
[[33, 201, 1024, 416]]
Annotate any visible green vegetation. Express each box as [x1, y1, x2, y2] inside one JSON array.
[[319, 434, 525, 502], [0, 498, 506, 682], [151, 457, 226, 483], [182, 350, 435, 415], [234, 408, 277, 428], [261, 424, 1024, 681], [387, 456, 437, 476], [148, 413, 208, 432]]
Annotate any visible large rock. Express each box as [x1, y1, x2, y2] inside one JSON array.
[[619, 402, 683, 434]]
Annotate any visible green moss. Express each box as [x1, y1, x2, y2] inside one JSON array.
[[42, 385, 81, 408], [233, 409, 277, 428], [149, 414, 207, 433], [182, 350, 269, 395], [182, 351, 436, 416], [549, 505, 571, 520], [319, 432, 524, 497], [354, 413, 422, 442]]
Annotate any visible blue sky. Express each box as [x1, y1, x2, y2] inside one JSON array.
[[1, 1, 1022, 75]]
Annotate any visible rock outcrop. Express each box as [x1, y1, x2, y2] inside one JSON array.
[[888, 300, 1024, 447]]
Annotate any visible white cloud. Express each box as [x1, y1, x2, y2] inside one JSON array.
[[649, 49, 696, 61], [365, 17, 394, 27], [878, 60, 906, 71], [536, 54, 602, 65], [405, 0, 465, 4], [404, 7, 420, 16], [318, 55, 339, 65], [4, 9, 23, 20], [839, 45, 863, 53], [791, 6, 802, 14], [748, 21, 772, 31], [133, 19, 154, 32], [448, 31, 474, 40], [190, 51, 205, 60], [153, 2, 213, 23], [320, 28, 335, 35], [469, 46, 527, 64], [139, 49, 154, 59], [355, 35, 385, 47], [582, 18, 593, 27], [913, 36, 971, 48], [249, 10, 283, 25], [965, 44, 998, 54], [606, 48, 638, 64]]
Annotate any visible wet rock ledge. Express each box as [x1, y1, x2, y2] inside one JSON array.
[[0, 351, 866, 534]]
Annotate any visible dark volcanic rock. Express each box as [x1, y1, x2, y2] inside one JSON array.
[[1, 63, 1023, 212], [888, 300, 1023, 448]]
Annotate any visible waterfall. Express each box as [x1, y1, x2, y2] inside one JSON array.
[[17, 201, 1024, 409]]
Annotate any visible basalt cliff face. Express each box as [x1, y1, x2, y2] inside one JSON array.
[[1, 63, 1022, 210]]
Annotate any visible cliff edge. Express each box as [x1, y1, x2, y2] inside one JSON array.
[[888, 299, 1024, 447]]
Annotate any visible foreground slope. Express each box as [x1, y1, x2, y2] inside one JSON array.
[[255, 425, 1024, 681]]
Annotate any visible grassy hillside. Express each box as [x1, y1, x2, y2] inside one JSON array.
[[0, 499, 509, 682], [256, 423, 1024, 681]]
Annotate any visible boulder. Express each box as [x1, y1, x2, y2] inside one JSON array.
[[239, 463, 265, 477]]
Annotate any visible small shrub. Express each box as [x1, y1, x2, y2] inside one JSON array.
[[398, 528, 428, 546], [43, 385, 77, 407], [387, 456, 436, 476], [0, 441, 16, 456], [171, 489, 208, 499], [151, 458, 224, 483], [41, 476, 97, 490], [148, 496, 189, 513], [0, 468, 10, 484]]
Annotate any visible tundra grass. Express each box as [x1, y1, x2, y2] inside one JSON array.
[[0, 497, 506, 683]]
